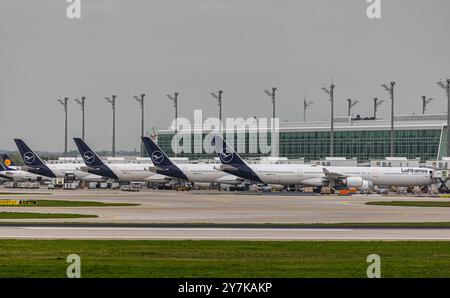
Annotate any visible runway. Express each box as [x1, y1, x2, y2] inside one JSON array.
[[2, 189, 450, 224], [2, 189, 450, 240], [1, 225, 450, 240]]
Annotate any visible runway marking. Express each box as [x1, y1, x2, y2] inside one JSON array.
[[2, 235, 450, 240], [3, 227, 450, 240], [21, 227, 354, 232]]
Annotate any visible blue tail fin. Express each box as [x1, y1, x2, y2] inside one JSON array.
[[73, 138, 118, 180], [14, 139, 46, 167], [214, 135, 262, 183], [214, 135, 248, 167], [141, 137, 175, 167], [13, 139, 55, 178], [141, 137, 187, 180], [0, 162, 6, 171], [1, 154, 15, 168], [73, 138, 105, 167]]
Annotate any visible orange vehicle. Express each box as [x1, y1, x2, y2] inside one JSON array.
[[338, 189, 350, 196]]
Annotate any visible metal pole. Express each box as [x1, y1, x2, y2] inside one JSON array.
[[173, 92, 179, 157], [217, 90, 223, 134], [81, 96, 85, 140], [112, 95, 116, 157], [263, 88, 276, 118], [210, 90, 223, 134], [218, 90, 223, 123], [271, 88, 277, 157], [390, 82, 395, 157], [330, 84, 335, 157], [373, 98, 377, 118], [347, 98, 351, 117], [57, 97, 68, 157], [133, 94, 146, 157], [445, 79, 450, 157], [347, 98, 358, 117], [74, 96, 85, 140], [373, 97, 384, 119], [303, 99, 307, 122], [272, 87, 276, 119], [64, 97, 68, 157], [174, 92, 178, 157], [303, 98, 313, 122], [263, 87, 277, 157], [422, 96, 426, 115], [105, 95, 117, 157], [447, 79, 450, 157], [141, 94, 144, 157]]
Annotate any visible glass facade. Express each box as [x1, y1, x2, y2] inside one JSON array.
[[156, 128, 443, 162]]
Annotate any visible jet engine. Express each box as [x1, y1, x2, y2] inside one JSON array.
[[343, 177, 373, 190], [361, 179, 374, 190]]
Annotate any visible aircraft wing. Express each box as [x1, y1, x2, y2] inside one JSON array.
[[214, 174, 245, 184], [217, 164, 238, 172], [322, 168, 346, 180], [145, 174, 171, 183]]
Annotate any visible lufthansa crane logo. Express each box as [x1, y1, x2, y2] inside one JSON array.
[[4, 159, 11, 167], [23, 152, 35, 165], [151, 151, 164, 165], [83, 151, 96, 165], [219, 148, 233, 164]]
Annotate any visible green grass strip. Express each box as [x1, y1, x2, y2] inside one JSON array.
[[367, 201, 450, 208], [1, 240, 450, 277], [0, 212, 97, 219], [0, 200, 138, 207]]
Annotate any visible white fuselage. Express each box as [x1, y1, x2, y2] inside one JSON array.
[[46, 163, 104, 181], [0, 168, 46, 181], [98, 163, 170, 183], [179, 164, 243, 184], [246, 164, 434, 187]]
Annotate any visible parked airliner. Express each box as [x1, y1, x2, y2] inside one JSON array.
[[0, 154, 47, 181], [14, 139, 104, 181], [73, 138, 170, 183], [0, 161, 46, 181], [141, 136, 244, 185], [215, 136, 435, 188]]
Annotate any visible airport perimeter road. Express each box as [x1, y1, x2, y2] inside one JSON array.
[[2, 189, 450, 224], [2, 226, 450, 240]]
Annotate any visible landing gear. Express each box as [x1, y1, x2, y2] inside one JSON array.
[[438, 178, 449, 193], [420, 186, 429, 194], [318, 186, 335, 194]]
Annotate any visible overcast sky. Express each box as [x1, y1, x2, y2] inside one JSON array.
[[0, 0, 449, 152]]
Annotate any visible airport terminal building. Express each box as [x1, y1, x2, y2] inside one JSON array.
[[156, 114, 448, 163]]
